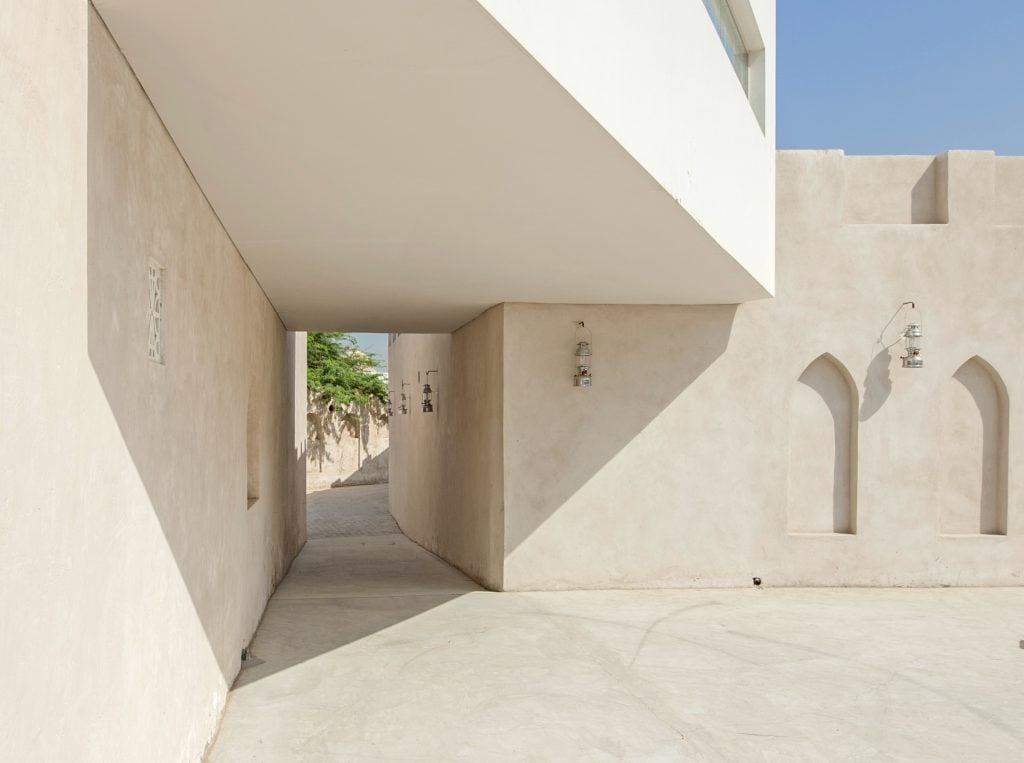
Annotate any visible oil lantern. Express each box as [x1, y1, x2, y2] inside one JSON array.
[[573, 322, 593, 388], [421, 370, 438, 413], [902, 322, 923, 368], [895, 301, 923, 369]]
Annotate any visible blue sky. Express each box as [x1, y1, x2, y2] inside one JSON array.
[[349, 333, 389, 368], [350, 2, 1023, 365], [778, 0, 1024, 155]]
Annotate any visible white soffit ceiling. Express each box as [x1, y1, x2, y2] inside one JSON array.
[[92, 0, 768, 332]]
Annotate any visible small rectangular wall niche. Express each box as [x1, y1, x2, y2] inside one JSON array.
[[246, 386, 260, 508]]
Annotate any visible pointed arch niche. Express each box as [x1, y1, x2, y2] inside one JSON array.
[[787, 354, 858, 534], [941, 357, 1009, 535]]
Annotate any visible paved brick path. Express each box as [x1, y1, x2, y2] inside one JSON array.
[[306, 483, 399, 538]]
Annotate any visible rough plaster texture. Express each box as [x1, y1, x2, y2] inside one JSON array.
[[388, 307, 505, 589], [501, 150, 1024, 589], [0, 5, 305, 759], [306, 394, 388, 490], [393, 151, 1024, 591]]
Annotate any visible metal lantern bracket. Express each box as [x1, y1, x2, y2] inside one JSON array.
[[876, 301, 923, 369], [399, 381, 411, 414]]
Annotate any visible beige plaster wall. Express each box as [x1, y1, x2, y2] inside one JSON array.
[[388, 307, 504, 589], [499, 149, 1024, 590], [842, 155, 946, 224], [0, 5, 306, 759], [306, 394, 389, 490], [995, 156, 1024, 224]]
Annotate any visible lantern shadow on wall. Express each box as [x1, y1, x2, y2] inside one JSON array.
[[860, 300, 923, 422]]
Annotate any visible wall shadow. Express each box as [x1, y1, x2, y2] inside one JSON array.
[[308, 395, 389, 481], [86, 8, 305, 686], [504, 305, 738, 556], [336, 447, 390, 486], [910, 159, 943, 224], [306, 395, 346, 474]]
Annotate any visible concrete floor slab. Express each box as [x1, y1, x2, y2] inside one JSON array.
[[272, 535, 479, 601], [208, 494, 1024, 760]]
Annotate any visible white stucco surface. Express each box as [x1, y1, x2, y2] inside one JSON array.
[[479, 0, 776, 290], [89, 0, 773, 332], [0, 6, 306, 759]]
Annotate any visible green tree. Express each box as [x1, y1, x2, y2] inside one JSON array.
[[307, 332, 388, 407]]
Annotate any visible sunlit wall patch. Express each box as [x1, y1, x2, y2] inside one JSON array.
[[147, 259, 164, 363]]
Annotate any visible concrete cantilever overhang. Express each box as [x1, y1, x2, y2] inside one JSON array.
[[92, 0, 775, 332]]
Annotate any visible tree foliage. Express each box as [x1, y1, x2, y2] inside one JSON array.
[[307, 332, 388, 407]]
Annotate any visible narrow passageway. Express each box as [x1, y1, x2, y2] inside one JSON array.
[[207, 489, 1024, 761], [216, 484, 478, 688]]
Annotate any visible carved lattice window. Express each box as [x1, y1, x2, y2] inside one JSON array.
[[147, 261, 164, 363]]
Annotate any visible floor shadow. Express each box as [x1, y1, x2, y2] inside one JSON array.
[[235, 504, 479, 687], [233, 588, 471, 689], [231, 484, 478, 686]]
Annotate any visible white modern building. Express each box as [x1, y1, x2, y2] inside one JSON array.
[[3, 1, 1022, 759]]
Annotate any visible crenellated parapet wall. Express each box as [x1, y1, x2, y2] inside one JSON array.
[[837, 151, 1024, 226], [785, 149, 1024, 227]]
